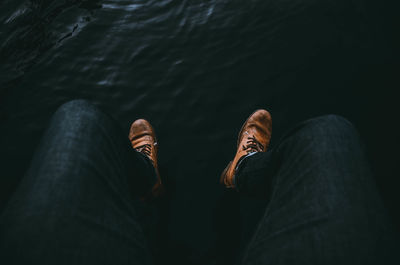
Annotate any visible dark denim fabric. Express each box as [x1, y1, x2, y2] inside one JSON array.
[[0, 101, 397, 265], [237, 115, 397, 265], [0, 100, 157, 265]]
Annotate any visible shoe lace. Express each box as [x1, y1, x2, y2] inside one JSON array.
[[135, 144, 152, 157], [242, 133, 264, 154]]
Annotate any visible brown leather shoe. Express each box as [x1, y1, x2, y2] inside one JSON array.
[[220, 109, 272, 189], [129, 119, 164, 199]]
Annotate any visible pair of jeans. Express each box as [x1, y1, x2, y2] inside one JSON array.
[[235, 114, 397, 264], [0, 100, 396, 264]]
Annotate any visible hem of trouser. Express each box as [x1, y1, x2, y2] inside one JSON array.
[[233, 152, 258, 191], [137, 151, 158, 186]]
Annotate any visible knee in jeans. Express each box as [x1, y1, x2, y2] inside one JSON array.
[[284, 115, 361, 154], [57, 99, 96, 115], [53, 99, 104, 126], [302, 114, 358, 140], [310, 114, 353, 127]]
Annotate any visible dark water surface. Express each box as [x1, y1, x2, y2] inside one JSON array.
[[1, 0, 399, 264]]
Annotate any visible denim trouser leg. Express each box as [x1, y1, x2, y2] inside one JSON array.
[[0, 100, 157, 265], [237, 115, 397, 265]]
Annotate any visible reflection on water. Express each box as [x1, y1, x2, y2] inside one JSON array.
[[0, 0, 397, 264]]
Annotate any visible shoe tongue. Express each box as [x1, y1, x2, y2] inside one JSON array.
[[135, 144, 155, 163]]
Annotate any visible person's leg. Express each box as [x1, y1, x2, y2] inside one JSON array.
[[237, 115, 397, 265], [0, 100, 157, 265]]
